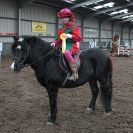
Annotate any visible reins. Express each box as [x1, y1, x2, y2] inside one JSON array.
[[22, 47, 59, 68]]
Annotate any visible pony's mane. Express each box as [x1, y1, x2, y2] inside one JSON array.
[[12, 36, 51, 52], [24, 36, 50, 45]]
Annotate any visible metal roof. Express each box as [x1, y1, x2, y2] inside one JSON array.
[[16, 0, 133, 26]]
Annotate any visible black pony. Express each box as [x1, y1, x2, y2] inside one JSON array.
[[11, 36, 112, 125]]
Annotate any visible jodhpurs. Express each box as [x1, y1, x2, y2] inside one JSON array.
[[64, 50, 74, 63]]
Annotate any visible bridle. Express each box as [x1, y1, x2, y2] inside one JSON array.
[[14, 47, 62, 69]]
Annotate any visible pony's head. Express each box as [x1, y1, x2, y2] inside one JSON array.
[[11, 36, 53, 72], [11, 36, 32, 72]]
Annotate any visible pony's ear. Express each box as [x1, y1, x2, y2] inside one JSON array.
[[13, 36, 19, 42]]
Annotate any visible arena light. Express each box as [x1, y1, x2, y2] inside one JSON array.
[[110, 9, 128, 15], [63, 0, 76, 3], [93, 0, 104, 4], [122, 16, 130, 19], [94, 2, 115, 10], [110, 11, 118, 15], [122, 14, 133, 19], [104, 2, 114, 7], [94, 5, 103, 9], [119, 9, 128, 13], [82, 0, 104, 7]]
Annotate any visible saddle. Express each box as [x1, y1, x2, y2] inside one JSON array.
[[59, 51, 81, 74], [58, 51, 81, 85]]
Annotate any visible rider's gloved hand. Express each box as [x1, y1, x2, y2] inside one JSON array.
[[76, 42, 79, 48], [66, 34, 72, 39], [51, 42, 55, 47]]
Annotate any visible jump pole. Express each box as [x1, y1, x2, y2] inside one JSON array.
[[0, 43, 3, 66]]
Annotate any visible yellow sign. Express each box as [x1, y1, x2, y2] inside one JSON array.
[[32, 21, 46, 32]]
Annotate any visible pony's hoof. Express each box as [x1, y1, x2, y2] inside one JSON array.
[[86, 108, 93, 112], [47, 121, 54, 126], [47, 115, 56, 125], [48, 112, 51, 117], [103, 112, 112, 116]]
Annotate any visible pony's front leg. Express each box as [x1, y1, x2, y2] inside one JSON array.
[[46, 86, 58, 125]]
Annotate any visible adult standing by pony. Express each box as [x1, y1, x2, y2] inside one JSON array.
[[51, 8, 82, 81], [110, 34, 120, 56]]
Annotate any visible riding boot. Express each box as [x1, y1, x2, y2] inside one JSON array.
[[68, 62, 79, 81]]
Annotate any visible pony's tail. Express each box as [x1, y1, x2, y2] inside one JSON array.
[[104, 56, 113, 89], [99, 56, 113, 113]]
